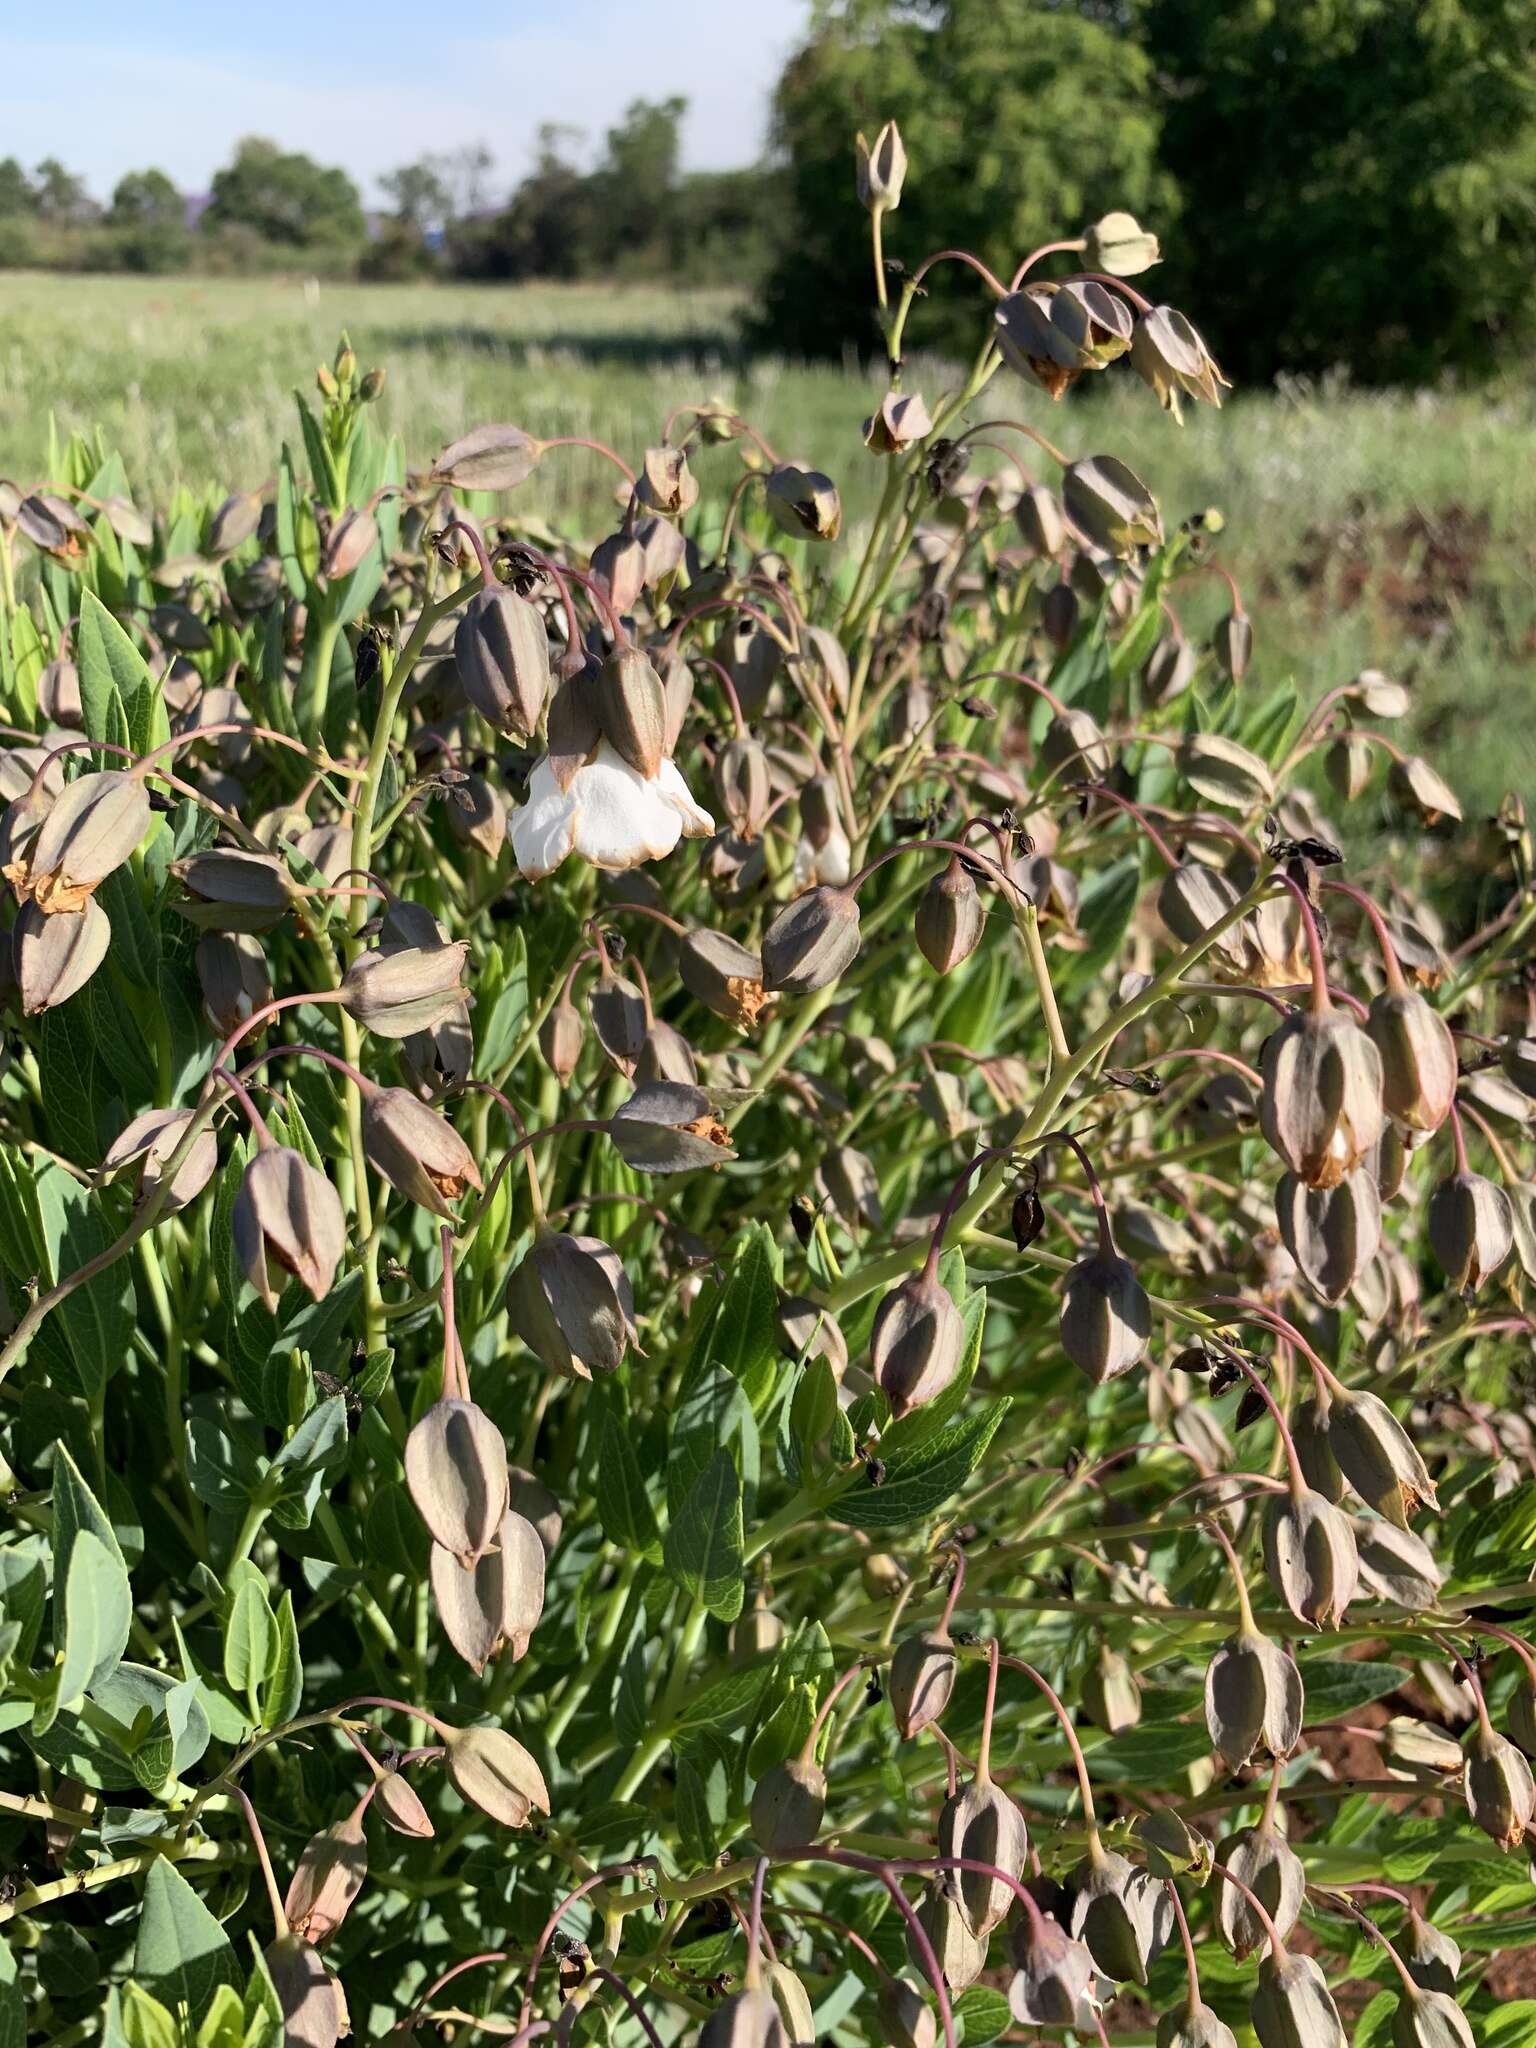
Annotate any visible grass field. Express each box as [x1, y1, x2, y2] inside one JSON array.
[[3, 270, 1534, 812]]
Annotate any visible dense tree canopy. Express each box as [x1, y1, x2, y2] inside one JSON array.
[[203, 136, 364, 250]]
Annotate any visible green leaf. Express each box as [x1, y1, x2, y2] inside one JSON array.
[[1485, 2004, 1536, 2048], [833, 1397, 1010, 1530], [954, 1985, 1011, 2048], [76, 588, 167, 757], [57, 1530, 132, 1709], [223, 1579, 276, 1719], [263, 1591, 303, 1728], [133, 1857, 239, 2026], [1299, 1659, 1409, 1723], [32, 1163, 136, 1395], [668, 1364, 757, 1516], [595, 1394, 662, 1561], [664, 1449, 746, 1622], [683, 1224, 781, 1409], [1086, 1721, 1213, 1780]]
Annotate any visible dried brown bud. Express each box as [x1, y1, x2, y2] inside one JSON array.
[[404, 1398, 510, 1568], [609, 1080, 734, 1174], [871, 1267, 965, 1418], [1327, 1387, 1438, 1529], [680, 929, 775, 1029], [454, 587, 550, 739]]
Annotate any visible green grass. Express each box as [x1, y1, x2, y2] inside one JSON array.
[[2, 269, 1533, 812]]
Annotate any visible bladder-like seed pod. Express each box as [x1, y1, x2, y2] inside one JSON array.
[[1354, 1520, 1442, 1610], [430, 1507, 545, 1672], [1215, 1818, 1305, 1958], [1367, 987, 1457, 1131], [609, 1080, 733, 1173], [284, 1795, 370, 1947], [749, 1751, 826, 1853], [761, 886, 862, 993], [1007, 1910, 1097, 2026], [888, 1630, 958, 1739], [594, 645, 669, 779], [1249, 1950, 1346, 2048], [1427, 1170, 1514, 1291], [939, 1774, 1029, 1939], [404, 1398, 509, 1568], [1391, 1988, 1476, 2048], [1276, 1169, 1381, 1304], [1069, 1847, 1171, 1984], [101, 1106, 219, 1212], [680, 929, 774, 1029], [1261, 1009, 1386, 1190], [1081, 1645, 1141, 1733], [264, 1934, 350, 2048], [14, 897, 111, 1013], [441, 1723, 549, 1829], [1060, 1246, 1151, 1385], [1261, 1486, 1360, 1629], [909, 1880, 988, 1991], [1205, 1627, 1304, 1769], [232, 1146, 346, 1309], [1463, 1722, 1535, 1848], [915, 856, 987, 975], [1325, 1387, 1438, 1529], [505, 1231, 637, 1380], [172, 847, 295, 932], [361, 1088, 482, 1217], [341, 941, 469, 1039], [7, 768, 151, 912]]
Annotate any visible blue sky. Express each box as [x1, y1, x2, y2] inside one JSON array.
[[0, 0, 809, 203]]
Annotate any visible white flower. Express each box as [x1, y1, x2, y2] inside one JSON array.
[[509, 741, 714, 880]]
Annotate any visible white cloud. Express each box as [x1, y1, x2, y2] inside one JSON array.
[[0, 0, 808, 203]]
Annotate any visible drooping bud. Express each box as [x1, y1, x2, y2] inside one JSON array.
[[1130, 307, 1228, 421], [1261, 1485, 1359, 1630], [915, 857, 986, 974], [680, 929, 775, 1029], [765, 464, 842, 543], [888, 1630, 957, 1739], [1385, 1716, 1464, 1782], [284, 1796, 369, 1947], [1081, 1644, 1142, 1734], [232, 1147, 345, 1309], [1391, 1988, 1476, 2048], [1085, 210, 1161, 276], [101, 1107, 218, 1213], [506, 1232, 636, 1380], [1180, 732, 1274, 811], [750, 1752, 826, 1853], [1060, 1247, 1151, 1385], [1326, 733, 1376, 803], [1260, 1009, 1386, 1190], [1276, 1169, 1381, 1305], [196, 930, 272, 1039], [700, 1987, 787, 2048], [1039, 702, 1112, 782], [595, 646, 668, 779], [855, 121, 907, 212], [1427, 1170, 1514, 1291], [14, 898, 111, 1013], [1016, 484, 1066, 556], [171, 848, 295, 933], [864, 390, 933, 453], [1213, 610, 1254, 682], [878, 1976, 937, 2048], [1326, 1387, 1437, 1530], [1389, 754, 1461, 826], [636, 1018, 698, 1086], [1354, 1520, 1442, 1610], [431, 1507, 545, 1672], [1463, 1723, 1535, 1848], [870, 1267, 965, 1418], [1215, 1819, 1304, 1959], [909, 1880, 988, 1991], [1206, 1628, 1304, 1769], [362, 1088, 482, 1218], [9, 769, 151, 913], [589, 970, 648, 1071], [404, 1398, 510, 1568], [939, 1775, 1029, 1938], [1366, 988, 1457, 1132], [341, 941, 469, 1039], [1007, 1910, 1097, 2026], [375, 1770, 435, 1839], [1158, 2005, 1240, 2048], [441, 1723, 549, 1829], [431, 422, 542, 492], [540, 995, 584, 1082], [1406, 1913, 1461, 1995], [713, 736, 772, 837], [263, 1935, 349, 2048], [1069, 1848, 1171, 1984], [761, 886, 862, 993], [609, 1080, 733, 1173], [1158, 862, 1253, 980], [1250, 1950, 1346, 2048], [454, 586, 550, 740], [1062, 455, 1161, 559], [1139, 1808, 1212, 1882]]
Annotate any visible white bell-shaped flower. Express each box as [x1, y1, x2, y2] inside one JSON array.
[[509, 741, 714, 880]]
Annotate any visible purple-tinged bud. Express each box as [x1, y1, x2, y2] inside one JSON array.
[[1215, 1820, 1304, 1959], [1463, 1723, 1535, 1848], [1262, 1484, 1359, 1628], [375, 1769, 434, 1839], [589, 969, 648, 1070], [818, 1143, 881, 1229], [404, 1398, 509, 1568], [888, 1630, 957, 1739], [11, 769, 150, 913], [863, 390, 933, 453], [1040, 702, 1112, 782], [714, 736, 772, 837], [1250, 1950, 1346, 2048], [1081, 1644, 1141, 1733], [1158, 862, 1253, 979], [1205, 1628, 1304, 1769], [1213, 610, 1254, 683], [431, 1507, 545, 1672], [441, 1722, 549, 1828], [506, 1232, 637, 1380], [609, 1080, 733, 1174], [447, 772, 508, 859], [909, 1881, 988, 1991], [878, 1976, 937, 2048], [1062, 454, 1161, 559], [1181, 732, 1275, 811], [636, 1019, 698, 1086], [540, 995, 584, 1081], [101, 1107, 218, 1213], [1016, 484, 1066, 556], [871, 1268, 964, 1418], [915, 857, 986, 975], [232, 1147, 345, 1308], [264, 1935, 349, 2048], [1276, 1169, 1380, 1306], [1354, 1519, 1442, 1610], [507, 1467, 563, 1556], [14, 898, 110, 1013], [1406, 1912, 1461, 1995], [939, 1775, 1029, 1938], [1261, 1009, 1386, 1190], [1327, 1387, 1437, 1530], [362, 1088, 481, 1217], [1130, 305, 1227, 421], [196, 931, 272, 1038], [322, 506, 377, 582], [700, 1987, 786, 2048], [1060, 1249, 1151, 1385], [636, 444, 698, 516], [765, 464, 841, 544], [430, 423, 542, 492], [1427, 1170, 1514, 1291]]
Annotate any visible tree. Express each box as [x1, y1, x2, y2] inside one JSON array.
[[31, 157, 92, 223], [586, 97, 687, 271], [0, 158, 34, 217], [454, 127, 597, 280], [109, 169, 182, 230], [755, 0, 1168, 359], [1141, 0, 1536, 383], [203, 136, 365, 248]]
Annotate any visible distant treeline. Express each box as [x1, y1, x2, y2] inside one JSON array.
[[8, 0, 1536, 384]]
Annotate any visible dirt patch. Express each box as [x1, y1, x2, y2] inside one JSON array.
[[1272, 499, 1493, 641]]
